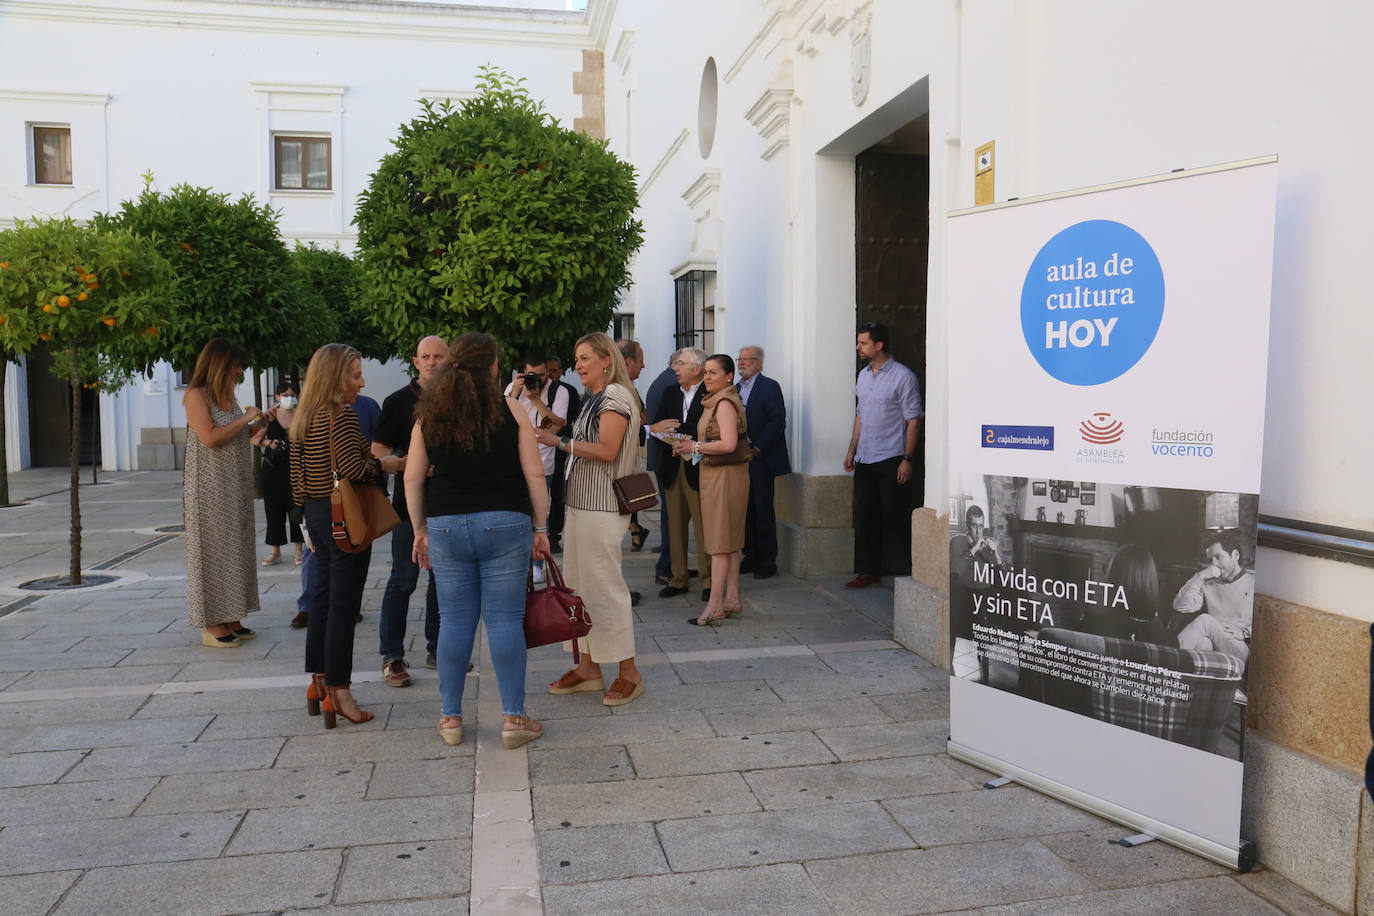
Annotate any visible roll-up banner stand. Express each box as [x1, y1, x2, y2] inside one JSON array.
[[945, 157, 1277, 870]]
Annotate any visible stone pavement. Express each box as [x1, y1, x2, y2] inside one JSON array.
[[0, 469, 1339, 915]]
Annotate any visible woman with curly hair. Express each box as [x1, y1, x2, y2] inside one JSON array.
[[405, 333, 551, 749], [290, 343, 381, 728]]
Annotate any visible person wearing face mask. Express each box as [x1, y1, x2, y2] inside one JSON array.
[[259, 381, 304, 567]]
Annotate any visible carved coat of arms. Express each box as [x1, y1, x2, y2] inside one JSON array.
[[851, 29, 871, 106]]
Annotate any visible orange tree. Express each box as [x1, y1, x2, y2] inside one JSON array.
[[94, 179, 302, 392], [353, 68, 643, 367], [0, 217, 177, 581]]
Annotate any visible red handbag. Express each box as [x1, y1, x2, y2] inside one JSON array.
[[525, 557, 592, 662]]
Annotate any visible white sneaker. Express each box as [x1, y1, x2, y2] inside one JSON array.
[[532, 561, 546, 586]]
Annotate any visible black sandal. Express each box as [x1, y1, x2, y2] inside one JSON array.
[[629, 525, 648, 552]]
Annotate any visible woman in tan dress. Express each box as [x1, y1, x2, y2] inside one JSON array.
[[673, 353, 749, 626], [183, 338, 267, 648]]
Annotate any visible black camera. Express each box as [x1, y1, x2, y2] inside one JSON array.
[[523, 373, 541, 391]]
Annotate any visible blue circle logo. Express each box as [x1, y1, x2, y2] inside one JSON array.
[[1020, 220, 1165, 386]]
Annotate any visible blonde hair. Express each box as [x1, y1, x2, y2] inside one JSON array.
[[183, 338, 245, 411], [576, 332, 634, 394], [290, 343, 362, 444]]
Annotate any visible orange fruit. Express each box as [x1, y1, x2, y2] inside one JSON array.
[[0, 315, 7, 325], [57, 295, 70, 307], [39, 332, 52, 340], [43, 303, 53, 313], [143, 326, 158, 338], [0, 261, 9, 269], [181, 242, 191, 250], [76, 291, 88, 302], [88, 280, 98, 290], [101, 315, 116, 327]]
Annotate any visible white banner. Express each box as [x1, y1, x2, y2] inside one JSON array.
[[945, 158, 1277, 868]]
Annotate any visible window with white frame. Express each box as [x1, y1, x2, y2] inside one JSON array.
[[31, 124, 72, 185], [274, 135, 331, 190]]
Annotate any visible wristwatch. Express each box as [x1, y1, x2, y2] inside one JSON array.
[[560, 436, 570, 452], [902, 454, 914, 462]]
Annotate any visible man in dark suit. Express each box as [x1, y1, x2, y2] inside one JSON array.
[[644, 352, 681, 583], [649, 347, 711, 599], [736, 345, 790, 578]]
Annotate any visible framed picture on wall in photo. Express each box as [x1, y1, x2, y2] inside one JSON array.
[[1081, 492, 1096, 506], [1032, 481, 1047, 495], [1081, 482, 1096, 491]]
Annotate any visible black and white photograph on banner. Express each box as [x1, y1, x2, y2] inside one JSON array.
[[949, 474, 1258, 761]]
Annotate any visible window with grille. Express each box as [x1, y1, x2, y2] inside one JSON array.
[[673, 269, 715, 352], [274, 135, 331, 190]]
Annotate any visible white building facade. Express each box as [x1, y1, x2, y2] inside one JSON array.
[[3, 1, 1372, 907]]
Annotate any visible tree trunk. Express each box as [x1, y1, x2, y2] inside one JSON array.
[[0, 353, 10, 508], [68, 359, 82, 585]]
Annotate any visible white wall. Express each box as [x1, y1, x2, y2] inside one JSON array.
[[3, 0, 592, 470], [603, 0, 1374, 621]]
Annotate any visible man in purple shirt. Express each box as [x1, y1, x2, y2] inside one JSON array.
[[843, 322, 922, 589]]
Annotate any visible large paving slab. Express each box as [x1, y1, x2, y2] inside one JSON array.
[[0, 810, 243, 875], [0, 776, 159, 826], [804, 839, 1098, 914], [227, 796, 469, 854], [137, 765, 372, 815], [0, 750, 85, 787], [0, 871, 81, 916], [532, 772, 760, 828], [60, 737, 284, 781], [884, 785, 1107, 845], [743, 755, 974, 810], [537, 822, 669, 885], [52, 850, 343, 916], [979, 875, 1287, 915], [655, 801, 914, 871], [540, 863, 833, 915], [335, 840, 472, 903], [1036, 826, 1232, 889], [627, 730, 837, 777]]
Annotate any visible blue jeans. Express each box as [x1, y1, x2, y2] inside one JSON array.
[[427, 511, 531, 718], [379, 514, 440, 662]]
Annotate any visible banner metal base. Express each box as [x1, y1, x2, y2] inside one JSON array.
[[947, 739, 1257, 873]]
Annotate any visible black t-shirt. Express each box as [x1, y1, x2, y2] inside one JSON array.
[[374, 380, 422, 510], [425, 408, 532, 519]]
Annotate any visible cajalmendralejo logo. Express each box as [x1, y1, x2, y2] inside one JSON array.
[[982, 425, 1055, 451]]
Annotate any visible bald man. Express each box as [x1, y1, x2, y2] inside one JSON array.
[[372, 334, 448, 687]]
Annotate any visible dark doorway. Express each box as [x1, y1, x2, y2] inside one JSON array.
[[854, 126, 929, 576], [26, 347, 99, 468]]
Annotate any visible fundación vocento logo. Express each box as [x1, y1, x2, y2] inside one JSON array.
[[982, 424, 1054, 451], [1077, 411, 1125, 464], [1151, 426, 1216, 458]]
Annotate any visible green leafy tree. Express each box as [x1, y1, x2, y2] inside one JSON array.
[[0, 218, 177, 581], [354, 67, 643, 365], [94, 178, 301, 387], [288, 244, 393, 377]]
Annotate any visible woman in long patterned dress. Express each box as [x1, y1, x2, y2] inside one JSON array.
[[183, 338, 266, 648]]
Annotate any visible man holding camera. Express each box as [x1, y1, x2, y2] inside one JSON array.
[[507, 354, 570, 546]]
